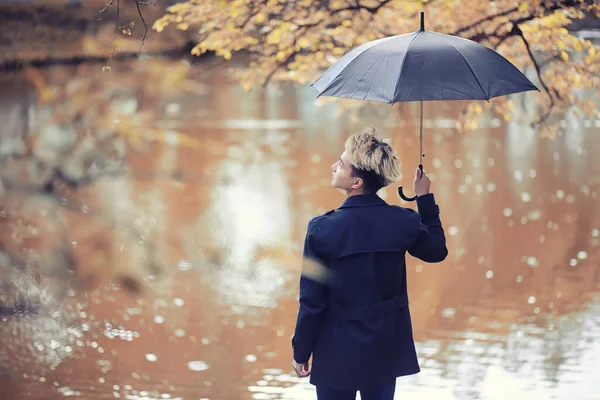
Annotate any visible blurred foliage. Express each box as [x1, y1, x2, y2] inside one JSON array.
[[154, 0, 600, 134], [0, 60, 212, 305]]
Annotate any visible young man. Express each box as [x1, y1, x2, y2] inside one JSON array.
[[291, 127, 448, 400]]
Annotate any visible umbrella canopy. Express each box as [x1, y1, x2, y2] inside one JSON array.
[[312, 20, 538, 103], [311, 12, 539, 201]]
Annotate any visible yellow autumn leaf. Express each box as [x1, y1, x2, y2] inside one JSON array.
[[276, 50, 287, 61], [561, 51, 569, 62], [518, 2, 529, 13], [298, 37, 311, 48], [254, 13, 266, 24], [267, 28, 283, 45]]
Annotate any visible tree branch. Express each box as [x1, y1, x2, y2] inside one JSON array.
[[454, 7, 519, 35], [514, 25, 554, 124], [262, 27, 312, 87], [331, 0, 391, 15]]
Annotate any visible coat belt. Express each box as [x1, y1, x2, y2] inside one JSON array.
[[335, 293, 409, 320]]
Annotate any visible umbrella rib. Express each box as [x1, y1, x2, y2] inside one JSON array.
[[392, 31, 421, 102], [438, 35, 489, 101], [358, 53, 387, 100]]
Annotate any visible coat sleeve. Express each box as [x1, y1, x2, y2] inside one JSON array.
[[407, 193, 448, 263], [291, 218, 329, 364]]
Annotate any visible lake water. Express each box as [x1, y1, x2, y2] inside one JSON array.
[[0, 58, 599, 400]]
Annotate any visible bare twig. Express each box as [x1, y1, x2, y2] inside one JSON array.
[[135, 0, 149, 55], [97, 0, 115, 21], [115, 0, 120, 32]]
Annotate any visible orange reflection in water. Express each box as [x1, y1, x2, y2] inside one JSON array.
[[0, 60, 599, 400]]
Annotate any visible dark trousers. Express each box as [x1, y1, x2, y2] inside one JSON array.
[[316, 380, 396, 400]]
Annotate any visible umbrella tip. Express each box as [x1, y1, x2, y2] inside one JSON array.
[[420, 12, 424, 31]]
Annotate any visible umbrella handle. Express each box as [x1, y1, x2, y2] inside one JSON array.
[[397, 186, 417, 202], [398, 164, 423, 202]]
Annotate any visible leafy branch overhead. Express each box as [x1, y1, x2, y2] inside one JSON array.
[[154, 0, 600, 128]]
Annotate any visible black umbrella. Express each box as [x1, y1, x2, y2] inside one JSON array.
[[311, 12, 539, 201]]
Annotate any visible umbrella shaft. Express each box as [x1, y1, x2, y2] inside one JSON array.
[[419, 100, 423, 166]]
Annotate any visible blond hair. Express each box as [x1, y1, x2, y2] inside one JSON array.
[[344, 127, 401, 188]]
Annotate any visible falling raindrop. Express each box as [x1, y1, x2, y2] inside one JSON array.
[[188, 360, 209, 371], [514, 171, 523, 181], [526, 257, 539, 267], [154, 315, 165, 324], [592, 229, 599, 238], [441, 308, 456, 318], [556, 190, 565, 199], [569, 259, 578, 266], [245, 354, 258, 362], [503, 208, 513, 217], [177, 260, 192, 271], [173, 298, 185, 307], [174, 329, 186, 337], [577, 251, 588, 260], [448, 226, 458, 236], [521, 192, 531, 202], [145, 353, 158, 362], [485, 270, 494, 279], [527, 296, 536, 304]]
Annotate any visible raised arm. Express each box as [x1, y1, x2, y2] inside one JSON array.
[[408, 193, 448, 262]]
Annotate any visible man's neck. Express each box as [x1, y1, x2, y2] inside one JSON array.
[[346, 190, 369, 198]]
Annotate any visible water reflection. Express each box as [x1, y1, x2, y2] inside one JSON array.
[[0, 58, 598, 400]]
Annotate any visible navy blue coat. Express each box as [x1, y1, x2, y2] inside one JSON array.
[[292, 193, 447, 391]]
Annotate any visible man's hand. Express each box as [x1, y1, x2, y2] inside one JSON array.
[[292, 359, 310, 378], [413, 166, 431, 197]]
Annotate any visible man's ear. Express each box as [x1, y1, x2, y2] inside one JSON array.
[[352, 178, 363, 190]]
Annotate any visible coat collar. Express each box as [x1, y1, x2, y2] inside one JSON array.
[[338, 194, 388, 209]]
